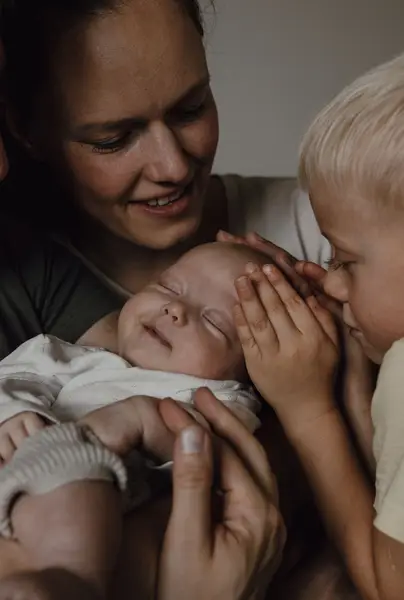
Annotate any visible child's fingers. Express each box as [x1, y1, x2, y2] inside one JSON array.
[[234, 275, 278, 350], [262, 265, 318, 334], [241, 265, 298, 340], [307, 296, 339, 346], [296, 261, 327, 287], [233, 304, 262, 355]]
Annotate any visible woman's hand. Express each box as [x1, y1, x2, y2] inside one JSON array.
[[157, 388, 286, 600], [217, 230, 314, 299], [234, 263, 339, 433]]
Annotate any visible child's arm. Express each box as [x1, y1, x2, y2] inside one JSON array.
[[0, 412, 45, 463], [342, 329, 376, 474], [296, 259, 376, 473], [233, 263, 403, 600]]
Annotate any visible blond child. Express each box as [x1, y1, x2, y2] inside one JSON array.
[[232, 53, 404, 600]]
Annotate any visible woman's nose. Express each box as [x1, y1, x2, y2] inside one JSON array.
[[164, 301, 188, 326], [323, 269, 349, 303], [143, 123, 192, 184]]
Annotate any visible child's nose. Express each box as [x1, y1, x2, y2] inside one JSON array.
[[323, 269, 349, 303], [164, 301, 188, 326]]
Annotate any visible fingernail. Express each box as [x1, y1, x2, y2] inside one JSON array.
[[245, 262, 258, 274], [263, 264, 278, 279], [181, 426, 204, 454]]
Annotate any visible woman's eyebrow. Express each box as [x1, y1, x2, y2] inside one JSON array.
[[70, 117, 146, 139], [70, 76, 211, 139]]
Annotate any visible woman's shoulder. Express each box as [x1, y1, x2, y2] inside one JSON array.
[[0, 215, 122, 357], [216, 174, 330, 265]]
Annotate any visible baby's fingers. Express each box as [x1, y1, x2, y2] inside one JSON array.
[[0, 435, 16, 464]]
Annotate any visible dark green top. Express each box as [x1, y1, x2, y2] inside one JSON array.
[[0, 218, 122, 359]]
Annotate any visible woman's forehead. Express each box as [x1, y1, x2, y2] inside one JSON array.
[[52, 0, 207, 125]]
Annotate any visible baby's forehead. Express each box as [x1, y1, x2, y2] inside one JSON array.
[[178, 242, 270, 270]]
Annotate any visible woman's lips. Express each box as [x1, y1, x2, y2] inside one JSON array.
[[129, 182, 193, 218]]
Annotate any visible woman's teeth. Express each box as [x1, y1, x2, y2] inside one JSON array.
[[145, 189, 184, 207], [146, 198, 175, 207]]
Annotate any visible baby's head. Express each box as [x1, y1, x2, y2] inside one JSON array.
[[117, 242, 270, 380], [299, 53, 404, 363]]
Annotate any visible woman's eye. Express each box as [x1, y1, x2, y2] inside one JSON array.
[[90, 131, 134, 154], [170, 100, 208, 124]]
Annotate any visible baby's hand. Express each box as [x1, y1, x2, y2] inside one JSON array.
[[79, 395, 174, 462], [234, 263, 339, 431], [0, 412, 45, 465]]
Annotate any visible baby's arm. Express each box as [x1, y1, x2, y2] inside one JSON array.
[[0, 412, 45, 464]]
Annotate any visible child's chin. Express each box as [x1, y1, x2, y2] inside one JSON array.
[[361, 341, 384, 364]]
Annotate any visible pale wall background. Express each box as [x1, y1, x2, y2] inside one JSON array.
[[205, 0, 404, 176]]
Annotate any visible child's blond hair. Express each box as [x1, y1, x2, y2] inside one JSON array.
[[299, 54, 404, 208]]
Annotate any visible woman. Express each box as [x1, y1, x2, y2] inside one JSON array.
[[1, 0, 328, 299], [0, 0, 335, 596]]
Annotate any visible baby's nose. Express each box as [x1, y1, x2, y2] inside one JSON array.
[[164, 301, 188, 326]]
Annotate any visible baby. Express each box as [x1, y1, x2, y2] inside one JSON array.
[[237, 53, 404, 600], [0, 241, 269, 598]]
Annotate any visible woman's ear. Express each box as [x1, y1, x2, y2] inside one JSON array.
[[4, 104, 38, 157]]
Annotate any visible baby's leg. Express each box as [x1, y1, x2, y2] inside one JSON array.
[[11, 481, 122, 599]]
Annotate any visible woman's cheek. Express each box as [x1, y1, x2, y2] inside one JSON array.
[[179, 106, 219, 161], [63, 144, 137, 198]]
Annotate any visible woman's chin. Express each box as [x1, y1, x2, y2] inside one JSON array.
[[127, 216, 202, 251]]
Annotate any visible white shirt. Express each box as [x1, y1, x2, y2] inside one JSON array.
[[0, 335, 261, 433], [223, 175, 330, 266]]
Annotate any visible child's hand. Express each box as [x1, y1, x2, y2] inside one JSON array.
[[0, 412, 45, 464], [234, 263, 339, 430]]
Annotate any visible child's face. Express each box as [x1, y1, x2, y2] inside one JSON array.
[[311, 185, 404, 363], [117, 243, 261, 380]]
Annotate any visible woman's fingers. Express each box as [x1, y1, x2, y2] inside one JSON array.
[[167, 425, 212, 555], [216, 230, 247, 245], [245, 233, 313, 298], [193, 389, 276, 499]]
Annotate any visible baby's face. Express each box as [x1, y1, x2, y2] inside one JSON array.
[[311, 184, 404, 363], [117, 243, 264, 380]]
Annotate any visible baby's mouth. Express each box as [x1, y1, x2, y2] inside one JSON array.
[[143, 324, 172, 349]]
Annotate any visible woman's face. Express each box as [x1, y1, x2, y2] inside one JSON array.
[[41, 0, 219, 249]]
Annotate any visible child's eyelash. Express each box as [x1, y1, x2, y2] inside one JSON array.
[[325, 258, 350, 272]]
